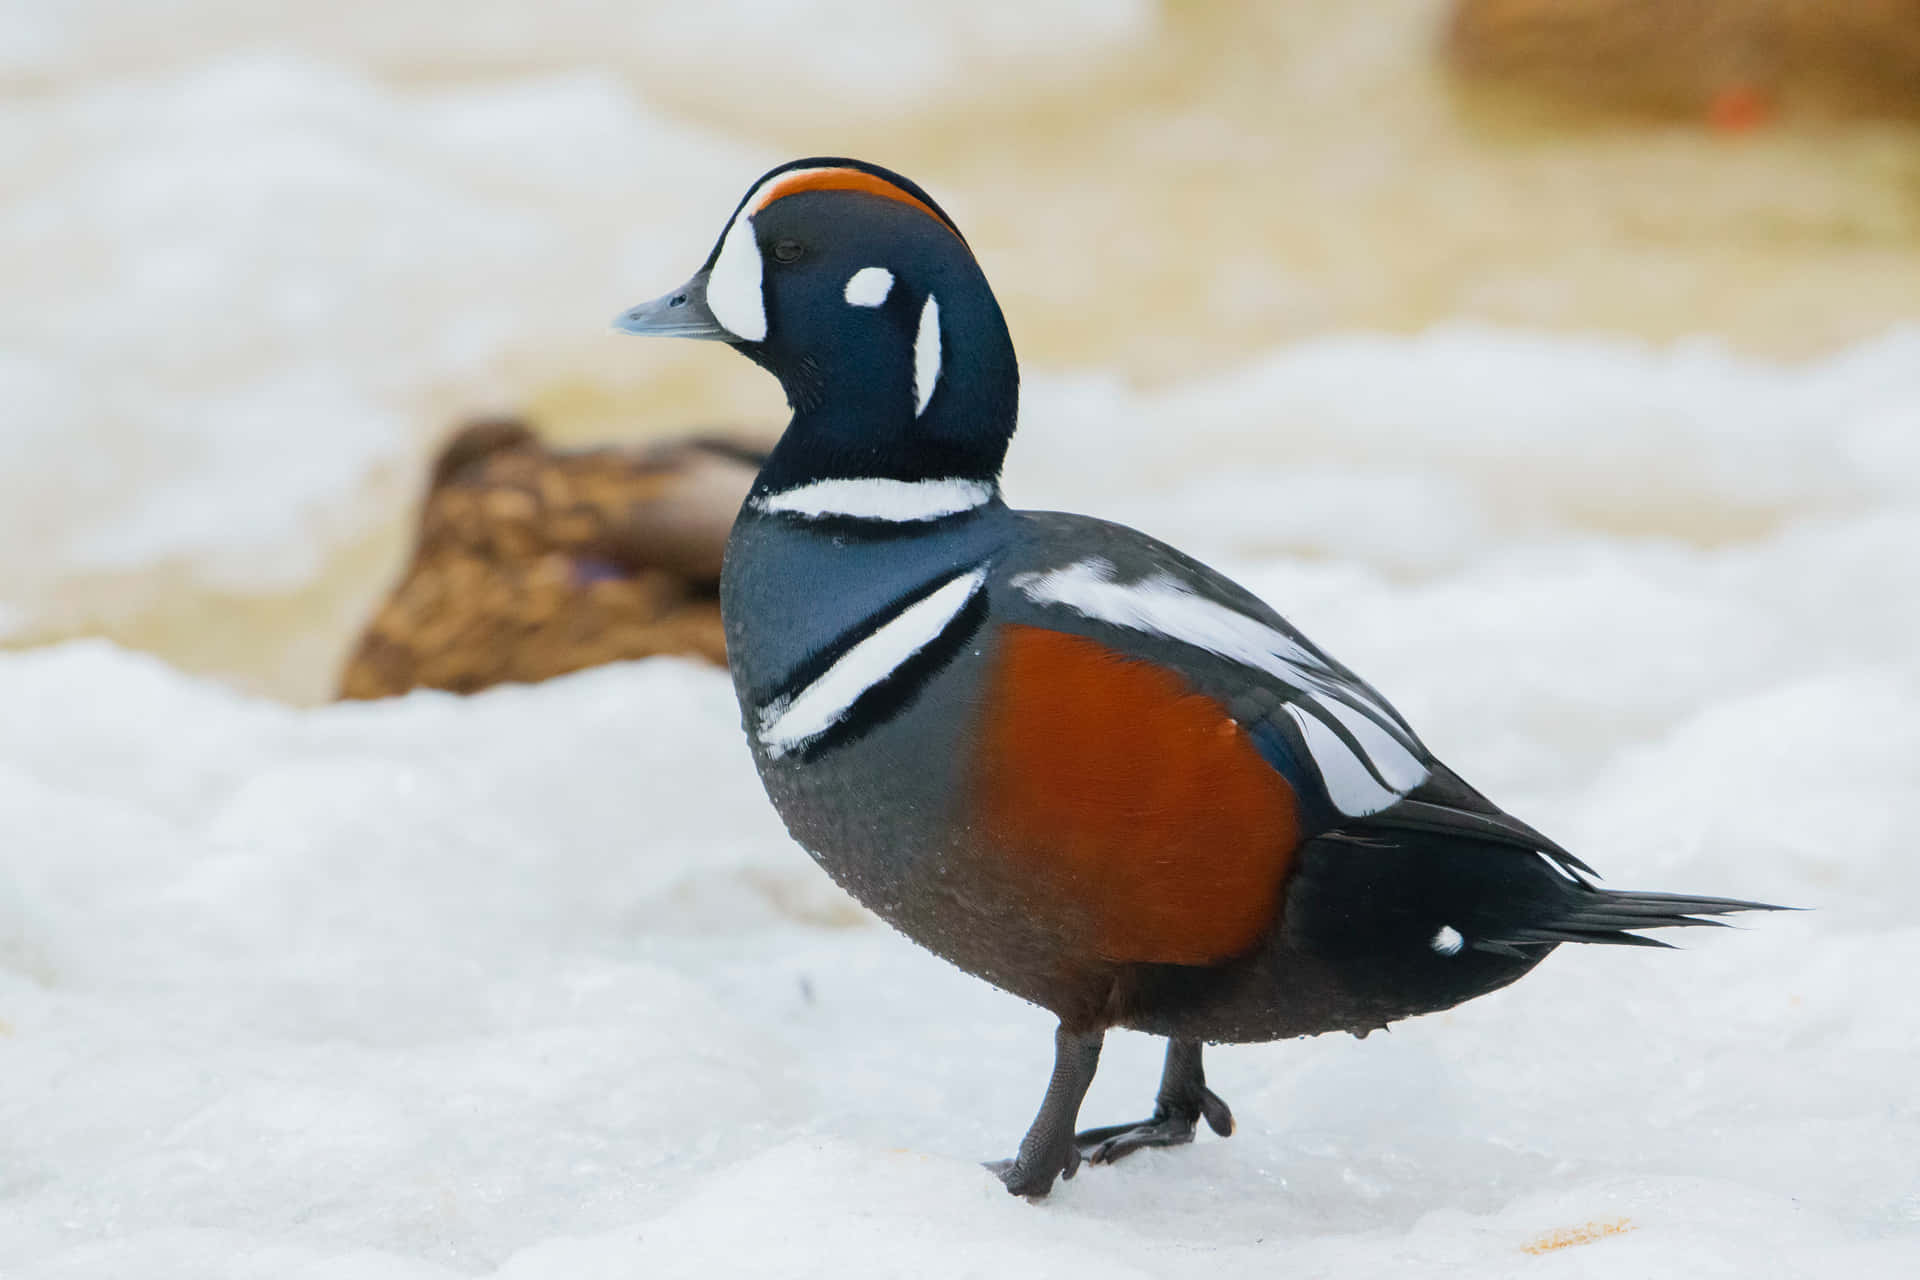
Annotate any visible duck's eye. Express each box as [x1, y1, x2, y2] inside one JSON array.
[[772, 239, 804, 264]]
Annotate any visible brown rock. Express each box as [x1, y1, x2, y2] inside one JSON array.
[[1446, 0, 1920, 123], [338, 418, 768, 700]]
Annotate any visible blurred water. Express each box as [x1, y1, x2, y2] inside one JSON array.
[[2, 0, 1918, 698]]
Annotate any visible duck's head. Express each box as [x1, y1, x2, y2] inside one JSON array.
[[616, 159, 1018, 495]]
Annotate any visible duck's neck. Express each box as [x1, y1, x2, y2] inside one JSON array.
[[748, 286, 1020, 499], [750, 403, 1010, 498]]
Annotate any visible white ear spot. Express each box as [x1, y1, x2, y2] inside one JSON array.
[[1432, 925, 1464, 956], [914, 294, 941, 417], [844, 267, 894, 307], [707, 213, 766, 341]]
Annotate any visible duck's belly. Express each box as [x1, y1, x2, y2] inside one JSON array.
[[752, 718, 1554, 1044]]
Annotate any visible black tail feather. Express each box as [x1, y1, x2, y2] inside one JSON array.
[[1281, 830, 1792, 1028], [1484, 886, 1790, 951]]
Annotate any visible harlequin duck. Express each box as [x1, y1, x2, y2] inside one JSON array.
[[614, 158, 1780, 1199]]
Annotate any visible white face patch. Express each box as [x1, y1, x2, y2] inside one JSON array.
[[707, 164, 906, 341], [844, 266, 894, 307], [706, 211, 766, 342], [1010, 557, 1431, 817], [914, 294, 941, 416], [754, 477, 995, 522], [1431, 925, 1465, 956], [757, 568, 988, 758]]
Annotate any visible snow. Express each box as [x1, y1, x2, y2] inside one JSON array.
[[4, 335, 1919, 1272], [0, 55, 766, 605], [2, 1, 1153, 126], [1010, 326, 1920, 575], [0, 0, 1154, 623]]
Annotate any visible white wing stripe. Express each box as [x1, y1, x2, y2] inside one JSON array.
[[1283, 705, 1401, 817], [1011, 560, 1331, 678], [1299, 666, 1419, 747], [1313, 693, 1429, 792], [756, 569, 987, 758]]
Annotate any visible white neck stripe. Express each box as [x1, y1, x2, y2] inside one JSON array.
[[754, 477, 995, 522], [1282, 704, 1401, 817], [757, 568, 988, 758]]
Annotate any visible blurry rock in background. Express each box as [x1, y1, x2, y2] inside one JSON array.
[[1447, 0, 1920, 126], [338, 419, 766, 700]]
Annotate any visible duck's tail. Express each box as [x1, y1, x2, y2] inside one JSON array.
[[1474, 881, 1790, 956], [1282, 827, 1793, 1029]]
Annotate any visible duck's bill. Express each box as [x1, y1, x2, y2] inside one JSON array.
[[613, 268, 731, 340]]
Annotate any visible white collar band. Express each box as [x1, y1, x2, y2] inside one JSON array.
[[754, 477, 996, 523]]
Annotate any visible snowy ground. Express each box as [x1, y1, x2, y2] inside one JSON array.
[[5, 322, 1919, 1274]]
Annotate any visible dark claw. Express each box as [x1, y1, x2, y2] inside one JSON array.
[[990, 1024, 1105, 1198], [991, 1034, 1229, 1194], [1198, 1085, 1235, 1137], [985, 1136, 1081, 1198]]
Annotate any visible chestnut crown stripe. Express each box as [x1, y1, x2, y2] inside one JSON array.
[[749, 166, 967, 244], [705, 164, 967, 344]]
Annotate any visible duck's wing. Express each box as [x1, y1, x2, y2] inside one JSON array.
[[990, 511, 1591, 874]]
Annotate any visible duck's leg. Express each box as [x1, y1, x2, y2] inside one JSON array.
[[1074, 1038, 1235, 1165], [987, 1023, 1105, 1197]]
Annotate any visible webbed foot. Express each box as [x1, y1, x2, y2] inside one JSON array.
[[1073, 1039, 1233, 1166], [1075, 1084, 1233, 1164]]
